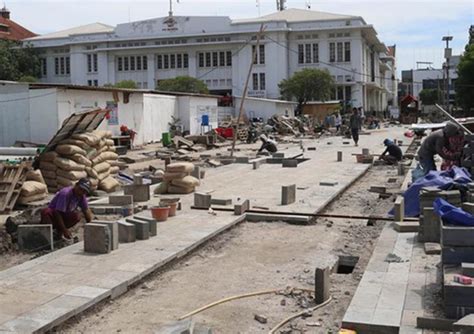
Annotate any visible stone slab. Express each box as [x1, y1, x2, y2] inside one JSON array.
[[393, 221, 419, 233], [125, 218, 150, 240], [272, 152, 285, 158], [109, 195, 133, 206], [194, 192, 211, 209], [93, 221, 119, 250], [394, 196, 405, 222], [17, 224, 53, 252], [210, 198, 232, 206], [117, 221, 136, 243], [320, 181, 338, 186], [442, 224, 474, 247], [424, 242, 441, 255], [281, 184, 296, 205], [245, 213, 309, 225], [123, 184, 150, 202], [83, 223, 111, 254], [250, 157, 266, 170], [234, 199, 250, 216], [454, 314, 474, 332], [282, 159, 298, 168]]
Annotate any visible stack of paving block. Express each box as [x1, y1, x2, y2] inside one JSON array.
[[462, 134, 474, 173], [441, 220, 474, 318], [154, 162, 200, 195], [418, 187, 461, 242], [39, 130, 120, 193]]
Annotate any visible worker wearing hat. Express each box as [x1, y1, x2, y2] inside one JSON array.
[[40, 178, 93, 239], [379, 139, 403, 165]]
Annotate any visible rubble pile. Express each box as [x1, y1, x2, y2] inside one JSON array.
[[39, 130, 120, 193]]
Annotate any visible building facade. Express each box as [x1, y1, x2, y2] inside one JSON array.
[[25, 8, 396, 113]]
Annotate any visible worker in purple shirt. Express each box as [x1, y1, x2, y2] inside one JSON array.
[[40, 178, 93, 239]]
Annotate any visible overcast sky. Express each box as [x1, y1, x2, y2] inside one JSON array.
[[6, 0, 474, 73]]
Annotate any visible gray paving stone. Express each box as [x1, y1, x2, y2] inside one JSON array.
[[123, 184, 150, 202], [315, 267, 330, 304], [281, 184, 296, 205], [394, 221, 419, 233], [442, 224, 474, 247], [109, 195, 133, 206], [117, 221, 136, 243], [83, 223, 111, 254], [234, 199, 250, 215], [93, 221, 119, 250], [17, 224, 53, 252], [210, 198, 232, 206], [424, 242, 441, 255], [194, 192, 211, 209], [394, 196, 405, 222], [125, 218, 150, 240], [282, 159, 298, 168]]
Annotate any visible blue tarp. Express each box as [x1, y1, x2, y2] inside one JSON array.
[[390, 166, 472, 217], [434, 198, 474, 226]]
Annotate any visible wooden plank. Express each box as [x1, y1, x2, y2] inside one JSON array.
[[0, 162, 28, 212]]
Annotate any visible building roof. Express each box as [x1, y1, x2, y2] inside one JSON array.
[[233, 8, 358, 24], [0, 9, 36, 41], [25, 22, 113, 41]]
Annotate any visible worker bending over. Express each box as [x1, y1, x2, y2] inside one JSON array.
[[258, 134, 278, 153], [41, 178, 93, 239], [417, 121, 464, 175], [379, 139, 402, 165]]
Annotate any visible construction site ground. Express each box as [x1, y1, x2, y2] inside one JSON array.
[[0, 125, 414, 333]]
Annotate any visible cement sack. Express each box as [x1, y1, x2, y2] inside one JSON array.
[[110, 166, 120, 174], [93, 162, 111, 174], [40, 151, 58, 162], [25, 170, 45, 184], [55, 144, 87, 157], [85, 148, 99, 160], [90, 178, 99, 190], [108, 160, 122, 167], [60, 138, 90, 150], [17, 193, 47, 205], [171, 176, 200, 188], [85, 167, 99, 179], [44, 177, 57, 188], [168, 184, 194, 194], [39, 161, 57, 172], [97, 145, 109, 154], [153, 181, 169, 195], [93, 130, 113, 139], [21, 181, 47, 197], [105, 139, 114, 147], [57, 176, 75, 187], [107, 145, 116, 152], [92, 151, 118, 165], [99, 176, 120, 192], [53, 157, 85, 171], [57, 169, 87, 181], [41, 170, 56, 179], [71, 133, 100, 146], [166, 162, 194, 173], [97, 170, 110, 181], [47, 186, 58, 193], [163, 172, 188, 181], [69, 154, 92, 167]]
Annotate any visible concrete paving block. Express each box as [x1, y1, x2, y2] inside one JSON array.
[[84, 223, 111, 254], [251, 157, 266, 170], [442, 224, 474, 247], [235, 156, 249, 163], [210, 198, 232, 206], [123, 184, 150, 202], [191, 166, 201, 180], [462, 263, 474, 277], [394, 196, 405, 222], [17, 224, 53, 252], [281, 184, 296, 205], [194, 192, 211, 209], [93, 221, 119, 250], [454, 314, 474, 332], [117, 221, 136, 243], [422, 207, 439, 243], [109, 195, 133, 206], [315, 267, 330, 304], [320, 181, 338, 187], [282, 159, 298, 168], [337, 151, 343, 162], [416, 316, 455, 331], [234, 199, 250, 216], [393, 221, 419, 233], [133, 174, 144, 185], [273, 152, 285, 158], [125, 218, 150, 240], [424, 242, 441, 255]]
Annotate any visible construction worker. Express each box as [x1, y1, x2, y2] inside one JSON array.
[[350, 108, 361, 146], [258, 134, 278, 153], [379, 139, 403, 165], [40, 178, 93, 239], [417, 121, 464, 175]]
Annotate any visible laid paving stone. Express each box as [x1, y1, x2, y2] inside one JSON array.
[[235, 156, 250, 163], [109, 195, 133, 206], [117, 221, 136, 243], [273, 152, 285, 158], [17, 224, 53, 252], [84, 223, 111, 254], [282, 159, 298, 168]]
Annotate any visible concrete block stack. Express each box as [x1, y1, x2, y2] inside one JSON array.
[[441, 221, 474, 318], [38, 130, 120, 193], [154, 162, 200, 195], [418, 187, 461, 242]]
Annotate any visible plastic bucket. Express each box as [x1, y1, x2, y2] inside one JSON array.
[[151, 206, 170, 222], [167, 202, 178, 217]]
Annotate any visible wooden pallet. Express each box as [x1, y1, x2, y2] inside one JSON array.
[[0, 162, 28, 213]]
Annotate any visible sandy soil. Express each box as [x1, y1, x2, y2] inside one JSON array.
[[58, 164, 402, 334]]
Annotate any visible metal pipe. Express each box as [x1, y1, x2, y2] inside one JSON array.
[[435, 104, 473, 135]]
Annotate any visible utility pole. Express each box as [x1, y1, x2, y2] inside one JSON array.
[[442, 35, 453, 113]]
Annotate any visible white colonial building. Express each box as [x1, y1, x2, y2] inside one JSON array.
[[24, 8, 397, 113]]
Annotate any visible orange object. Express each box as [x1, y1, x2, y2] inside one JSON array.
[[339, 330, 357, 334], [151, 206, 170, 222], [167, 202, 178, 217]]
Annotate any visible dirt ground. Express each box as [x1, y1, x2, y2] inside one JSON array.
[[57, 164, 402, 334]]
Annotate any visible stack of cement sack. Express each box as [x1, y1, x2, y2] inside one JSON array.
[[17, 169, 48, 204], [39, 130, 121, 193], [154, 162, 199, 194]]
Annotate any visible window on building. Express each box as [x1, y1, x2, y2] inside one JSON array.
[[305, 44, 311, 64], [337, 86, 344, 100], [137, 56, 142, 70], [252, 45, 257, 64], [252, 73, 258, 90], [177, 54, 182, 68], [259, 45, 265, 65], [130, 56, 135, 71], [219, 51, 225, 66], [226, 51, 232, 66], [198, 53, 204, 68], [345, 86, 352, 102], [124, 57, 129, 71], [93, 54, 98, 72], [344, 42, 351, 62], [337, 42, 343, 62], [118, 57, 123, 71], [40, 58, 47, 77], [143, 56, 148, 70], [55, 58, 59, 75], [87, 80, 92, 86], [212, 52, 218, 67], [60, 57, 65, 75], [157, 55, 163, 69], [93, 80, 98, 87], [312, 44, 319, 63], [298, 45, 304, 64], [370, 51, 375, 82], [259, 73, 266, 90], [164, 54, 169, 69], [87, 54, 92, 73], [170, 54, 176, 69], [329, 43, 336, 63], [205, 52, 211, 67], [183, 54, 189, 68]]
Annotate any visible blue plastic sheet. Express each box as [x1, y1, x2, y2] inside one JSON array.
[[389, 166, 472, 217], [434, 198, 474, 226]]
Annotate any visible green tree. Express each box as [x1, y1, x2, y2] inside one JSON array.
[[419, 88, 442, 105], [456, 44, 474, 113], [0, 40, 40, 81], [279, 68, 335, 114], [156, 76, 209, 94], [113, 80, 138, 89]]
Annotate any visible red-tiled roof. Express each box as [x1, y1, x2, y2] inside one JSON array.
[[0, 16, 36, 41], [387, 45, 396, 57]]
